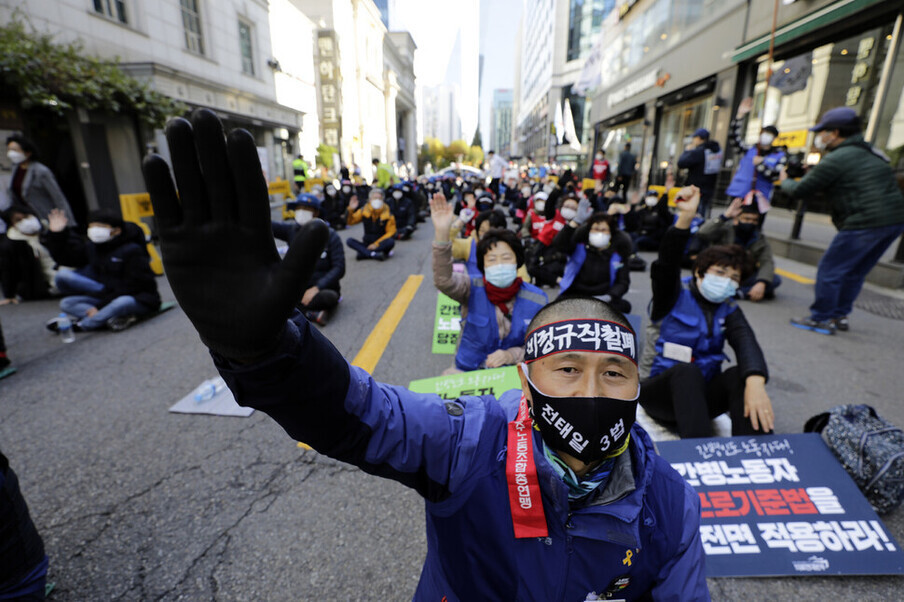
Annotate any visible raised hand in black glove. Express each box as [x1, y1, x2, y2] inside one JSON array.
[[142, 109, 328, 359]]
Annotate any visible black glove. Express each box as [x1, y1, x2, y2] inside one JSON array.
[[142, 109, 328, 359]]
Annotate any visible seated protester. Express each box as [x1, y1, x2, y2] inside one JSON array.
[[504, 180, 527, 224], [320, 182, 347, 230], [0, 205, 57, 304], [518, 191, 549, 241], [273, 194, 345, 326], [697, 198, 781, 302], [528, 194, 586, 288], [388, 184, 417, 240], [452, 187, 478, 238], [432, 193, 548, 372], [405, 180, 428, 222], [553, 212, 631, 313], [346, 189, 396, 261], [536, 192, 577, 247], [0, 448, 49, 601], [142, 111, 709, 598], [623, 189, 672, 252], [453, 209, 531, 281], [43, 208, 161, 332], [637, 186, 774, 439]]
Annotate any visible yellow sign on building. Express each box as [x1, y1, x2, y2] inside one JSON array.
[[775, 129, 809, 149]]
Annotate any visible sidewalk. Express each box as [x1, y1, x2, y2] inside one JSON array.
[[753, 207, 904, 289]]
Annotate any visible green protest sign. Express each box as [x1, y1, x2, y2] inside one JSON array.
[[409, 366, 522, 400], [432, 292, 461, 355]]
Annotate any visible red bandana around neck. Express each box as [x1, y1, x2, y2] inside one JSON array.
[[484, 277, 522, 317]]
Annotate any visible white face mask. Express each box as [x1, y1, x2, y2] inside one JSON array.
[[7, 150, 26, 165], [370, 199, 384, 211], [588, 231, 611, 249], [393, 191, 403, 199], [534, 201, 545, 213], [561, 207, 578, 221], [326, 186, 336, 195], [87, 226, 113, 244], [14, 215, 41, 235], [645, 196, 659, 207], [813, 133, 834, 152], [294, 209, 315, 225], [759, 133, 775, 147], [596, 154, 603, 160], [521, 187, 531, 197], [342, 185, 351, 193]]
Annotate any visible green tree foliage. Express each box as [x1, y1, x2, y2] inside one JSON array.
[[317, 143, 337, 169], [0, 16, 185, 127], [466, 145, 484, 167], [470, 128, 482, 148]]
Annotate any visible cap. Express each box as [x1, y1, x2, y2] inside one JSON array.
[[809, 107, 861, 132], [693, 128, 710, 140], [287, 193, 322, 212]]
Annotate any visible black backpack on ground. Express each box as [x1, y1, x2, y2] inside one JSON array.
[[804, 404, 904, 514]]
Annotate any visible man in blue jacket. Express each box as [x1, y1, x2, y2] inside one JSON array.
[[142, 109, 710, 601]]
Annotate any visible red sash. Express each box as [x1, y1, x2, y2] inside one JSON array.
[[506, 395, 549, 538]]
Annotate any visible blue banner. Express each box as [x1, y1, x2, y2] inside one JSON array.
[[656, 433, 904, 577]]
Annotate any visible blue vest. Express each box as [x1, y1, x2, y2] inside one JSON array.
[[455, 278, 548, 371], [466, 238, 480, 278], [725, 146, 785, 199], [650, 277, 737, 382], [558, 244, 622, 296]]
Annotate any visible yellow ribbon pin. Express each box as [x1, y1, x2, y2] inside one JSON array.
[[622, 549, 633, 566]]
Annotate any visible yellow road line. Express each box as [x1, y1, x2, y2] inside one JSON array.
[[775, 267, 816, 285], [299, 274, 424, 451], [351, 274, 424, 373]]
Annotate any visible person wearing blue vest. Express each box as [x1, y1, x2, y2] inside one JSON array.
[[432, 192, 548, 373], [725, 97, 788, 210], [142, 110, 710, 599], [553, 212, 631, 314], [638, 186, 774, 439]]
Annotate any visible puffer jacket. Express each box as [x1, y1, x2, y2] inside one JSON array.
[[781, 134, 904, 230]]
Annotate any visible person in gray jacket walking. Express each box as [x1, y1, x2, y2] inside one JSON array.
[[6, 135, 76, 226]]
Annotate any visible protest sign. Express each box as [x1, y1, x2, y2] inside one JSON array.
[[409, 366, 522, 400], [432, 292, 461, 354], [657, 433, 904, 577]]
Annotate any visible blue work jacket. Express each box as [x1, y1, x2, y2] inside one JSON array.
[[650, 277, 737, 382], [558, 244, 621, 296], [455, 278, 547, 372], [215, 314, 710, 601]]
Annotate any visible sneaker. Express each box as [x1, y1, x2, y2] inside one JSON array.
[[372, 251, 387, 261], [46, 318, 83, 333], [831, 317, 849, 332], [306, 310, 328, 326], [107, 315, 138, 332], [790, 316, 836, 335]]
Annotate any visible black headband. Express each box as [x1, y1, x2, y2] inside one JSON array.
[[524, 319, 637, 364]]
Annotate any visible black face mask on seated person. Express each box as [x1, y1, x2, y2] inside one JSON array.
[[735, 222, 758, 242], [522, 318, 640, 464]]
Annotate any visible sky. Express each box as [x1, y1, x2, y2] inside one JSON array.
[[388, 0, 519, 145], [477, 0, 522, 148]]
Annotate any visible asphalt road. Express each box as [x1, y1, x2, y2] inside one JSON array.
[[2, 215, 904, 600]]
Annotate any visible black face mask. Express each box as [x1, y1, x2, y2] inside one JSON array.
[[524, 371, 638, 464], [735, 222, 758, 240]]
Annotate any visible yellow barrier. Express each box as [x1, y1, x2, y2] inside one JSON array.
[[118, 193, 163, 275], [268, 178, 298, 220], [646, 185, 683, 207]]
